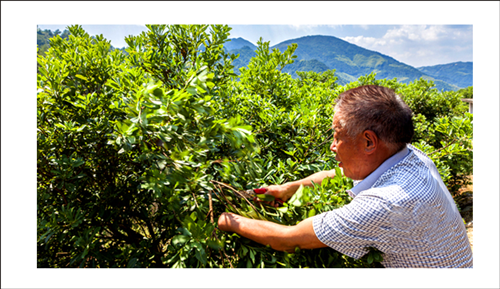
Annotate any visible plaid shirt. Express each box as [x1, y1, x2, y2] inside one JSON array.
[[313, 144, 473, 268]]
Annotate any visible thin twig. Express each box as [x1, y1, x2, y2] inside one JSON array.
[[191, 192, 199, 208], [211, 227, 234, 268], [208, 191, 214, 223], [213, 184, 239, 213], [220, 248, 234, 268], [210, 180, 260, 213], [429, 138, 460, 156]]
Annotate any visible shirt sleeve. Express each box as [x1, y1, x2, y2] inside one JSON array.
[[313, 192, 393, 259]]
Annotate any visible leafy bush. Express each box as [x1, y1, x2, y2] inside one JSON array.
[[37, 25, 472, 268]]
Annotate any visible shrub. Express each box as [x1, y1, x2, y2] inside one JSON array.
[[37, 25, 471, 268]]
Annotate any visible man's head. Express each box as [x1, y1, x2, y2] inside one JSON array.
[[330, 85, 414, 180]]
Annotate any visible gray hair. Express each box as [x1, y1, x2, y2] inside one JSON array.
[[334, 85, 414, 153]]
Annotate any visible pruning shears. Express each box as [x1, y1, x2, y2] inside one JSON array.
[[237, 188, 284, 207]]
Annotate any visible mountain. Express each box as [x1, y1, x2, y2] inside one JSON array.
[[223, 37, 256, 51], [282, 59, 330, 78], [272, 35, 428, 81], [226, 46, 256, 70], [225, 35, 466, 91], [417, 62, 472, 88]]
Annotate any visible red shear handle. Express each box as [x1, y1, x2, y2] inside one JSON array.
[[253, 188, 267, 194], [254, 188, 284, 206]]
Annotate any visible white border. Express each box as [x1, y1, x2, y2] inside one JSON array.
[[2, 1, 498, 288]]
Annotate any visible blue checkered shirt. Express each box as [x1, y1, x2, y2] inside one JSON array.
[[313, 144, 473, 268]]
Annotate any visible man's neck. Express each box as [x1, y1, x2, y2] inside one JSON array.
[[362, 143, 397, 179]]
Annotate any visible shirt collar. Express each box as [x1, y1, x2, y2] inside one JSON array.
[[347, 146, 410, 197]]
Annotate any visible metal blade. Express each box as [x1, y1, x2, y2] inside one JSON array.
[[237, 189, 256, 199]]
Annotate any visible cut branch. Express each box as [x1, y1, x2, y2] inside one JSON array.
[[208, 191, 214, 223], [210, 180, 260, 213]]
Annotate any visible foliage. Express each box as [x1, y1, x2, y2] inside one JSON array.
[[412, 113, 473, 195], [37, 24, 472, 268], [37, 26, 70, 56], [457, 86, 473, 99], [38, 24, 255, 268]]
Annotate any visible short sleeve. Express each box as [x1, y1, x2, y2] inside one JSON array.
[[313, 193, 393, 259]]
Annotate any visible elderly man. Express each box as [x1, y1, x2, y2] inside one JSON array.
[[218, 85, 473, 268]]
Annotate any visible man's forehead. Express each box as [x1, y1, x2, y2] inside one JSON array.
[[332, 112, 342, 130]]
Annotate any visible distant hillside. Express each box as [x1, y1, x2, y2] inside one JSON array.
[[226, 46, 256, 72], [282, 59, 330, 78], [272, 35, 431, 83], [225, 35, 464, 91], [224, 37, 256, 51], [417, 61, 472, 88]]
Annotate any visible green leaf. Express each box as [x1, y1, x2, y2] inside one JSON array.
[[335, 166, 342, 178], [277, 206, 288, 213], [241, 245, 248, 256], [288, 184, 304, 207], [172, 235, 189, 247], [127, 258, 138, 268], [207, 240, 222, 250], [249, 249, 255, 264], [366, 253, 373, 264], [256, 194, 274, 202], [75, 74, 88, 81], [195, 248, 207, 266], [307, 208, 316, 218]]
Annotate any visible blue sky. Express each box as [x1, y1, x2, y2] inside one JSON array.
[[38, 24, 472, 68]]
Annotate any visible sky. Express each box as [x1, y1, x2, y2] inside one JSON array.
[[3, 1, 500, 289], [37, 24, 472, 68]]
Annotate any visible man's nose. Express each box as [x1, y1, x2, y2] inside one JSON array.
[[330, 140, 336, 152]]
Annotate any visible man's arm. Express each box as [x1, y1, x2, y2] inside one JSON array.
[[217, 212, 327, 252], [266, 169, 337, 201]]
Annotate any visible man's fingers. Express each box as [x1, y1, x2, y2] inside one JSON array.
[[253, 197, 279, 207]]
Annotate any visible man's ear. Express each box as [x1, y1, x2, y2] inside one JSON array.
[[363, 130, 378, 154]]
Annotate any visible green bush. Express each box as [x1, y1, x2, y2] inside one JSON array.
[[37, 25, 472, 268]]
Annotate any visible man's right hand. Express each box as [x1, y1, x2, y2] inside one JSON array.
[[263, 169, 338, 207], [264, 184, 295, 207]]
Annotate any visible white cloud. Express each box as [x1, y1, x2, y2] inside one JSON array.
[[341, 25, 472, 67], [381, 25, 450, 42], [288, 24, 321, 30], [343, 36, 387, 47], [288, 24, 343, 32]]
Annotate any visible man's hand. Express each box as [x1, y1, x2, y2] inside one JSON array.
[[264, 169, 338, 207], [218, 212, 239, 232], [217, 212, 327, 252], [265, 184, 295, 207]]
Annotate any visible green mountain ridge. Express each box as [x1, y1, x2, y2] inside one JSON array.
[[417, 61, 472, 88], [224, 37, 256, 51], [225, 35, 470, 91]]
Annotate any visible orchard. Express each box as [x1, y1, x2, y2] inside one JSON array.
[[37, 25, 472, 268]]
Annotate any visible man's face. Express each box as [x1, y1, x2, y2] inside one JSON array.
[[330, 112, 368, 180]]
